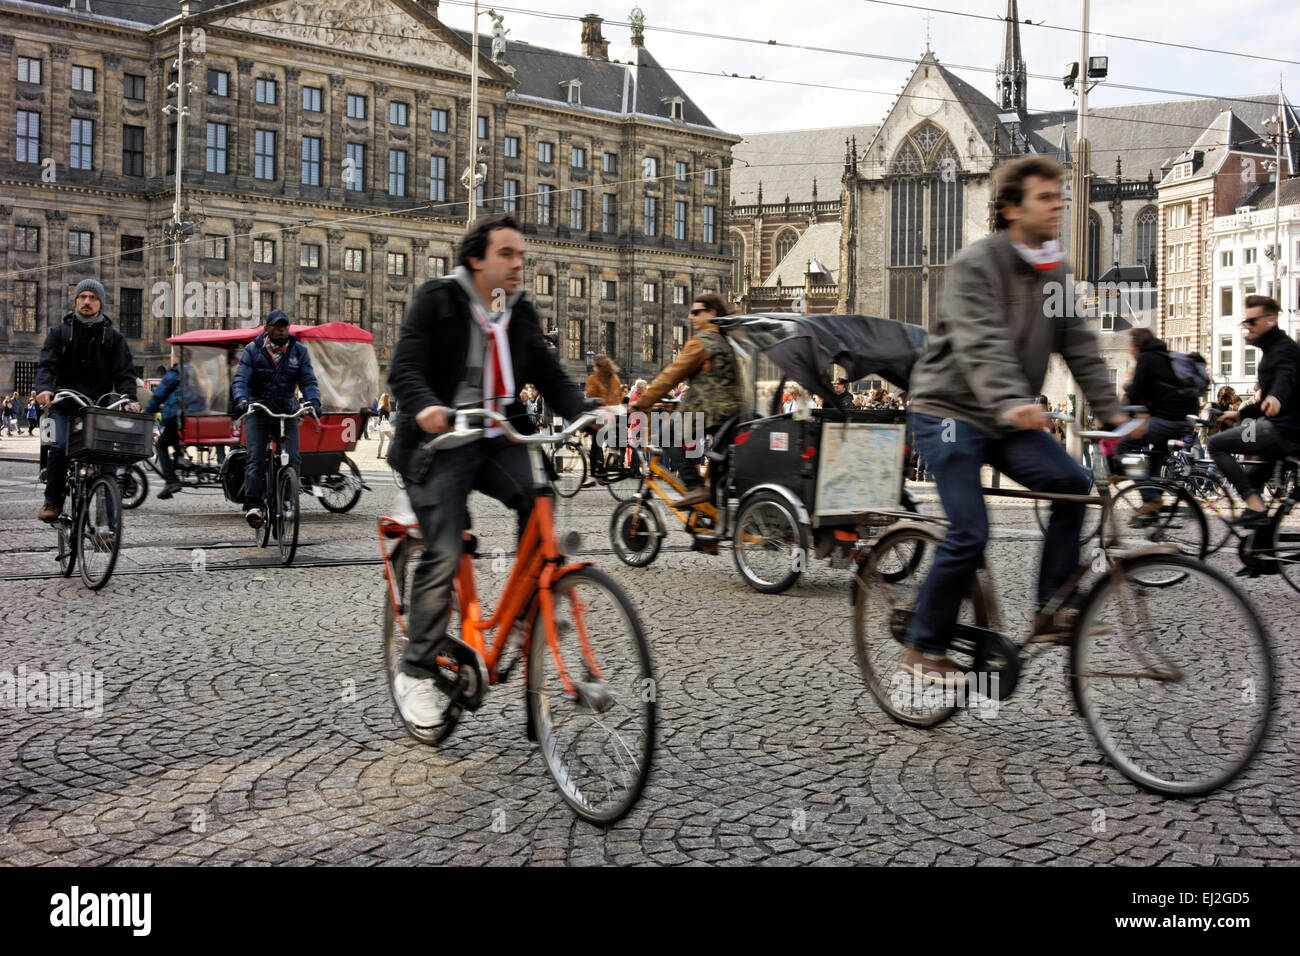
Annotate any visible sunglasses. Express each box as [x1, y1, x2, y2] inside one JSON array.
[[1241, 316, 1263, 327], [689, 308, 711, 316]]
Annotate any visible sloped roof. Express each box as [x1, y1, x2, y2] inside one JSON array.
[[730, 124, 878, 205], [13, 0, 212, 24], [457, 30, 725, 131], [936, 61, 1007, 152], [762, 222, 842, 287], [1024, 93, 1298, 183], [1250, 178, 1300, 210], [1160, 110, 1274, 182]]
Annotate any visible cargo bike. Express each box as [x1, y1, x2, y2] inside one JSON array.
[[609, 313, 925, 593], [122, 322, 379, 513]]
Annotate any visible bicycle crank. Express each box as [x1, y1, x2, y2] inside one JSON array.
[[949, 623, 1021, 701], [431, 635, 489, 711]]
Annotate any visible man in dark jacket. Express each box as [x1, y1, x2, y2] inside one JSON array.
[[232, 309, 320, 527], [1114, 327, 1201, 512], [34, 278, 138, 522], [145, 355, 184, 499], [387, 214, 587, 733], [1209, 295, 1300, 526]]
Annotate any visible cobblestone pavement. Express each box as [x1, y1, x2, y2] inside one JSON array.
[[1, 434, 1297, 865]]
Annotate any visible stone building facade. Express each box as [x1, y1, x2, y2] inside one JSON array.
[[0, 0, 738, 394]]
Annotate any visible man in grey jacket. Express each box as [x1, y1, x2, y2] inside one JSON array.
[[904, 156, 1131, 686]]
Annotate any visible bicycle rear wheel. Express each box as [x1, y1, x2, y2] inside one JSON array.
[[382, 535, 462, 745], [1271, 498, 1300, 594], [1071, 553, 1273, 796], [548, 440, 586, 498], [527, 566, 655, 824], [1178, 471, 1235, 554], [276, 468, 300, 566], [1034, 473, 1103, 542], [851, 525, 996, 728], [1107, 481, 1207, 580], [118, 464, 148, 509], [76, 474, 122, 590], [603, 450, 642, 502]]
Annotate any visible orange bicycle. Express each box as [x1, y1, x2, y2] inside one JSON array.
[[379, 407, 655, 824]]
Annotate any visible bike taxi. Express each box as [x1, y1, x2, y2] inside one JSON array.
[[610, 313, 925, 593]]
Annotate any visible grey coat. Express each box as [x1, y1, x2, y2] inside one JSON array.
[[908, 230, 1119, 435]]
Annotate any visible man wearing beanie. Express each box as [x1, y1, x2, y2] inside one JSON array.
[[35, 278, 139, 522]]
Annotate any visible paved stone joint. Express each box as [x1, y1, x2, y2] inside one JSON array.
[[0, 441, 1296, 865]]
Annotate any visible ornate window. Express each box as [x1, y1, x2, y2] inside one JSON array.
[[887, 122, 963, 327], [1135, 205, 1158, 279], [1087, 211, 1102, 284], [774, 228, 798, 265], [731, 232, 746, 292]]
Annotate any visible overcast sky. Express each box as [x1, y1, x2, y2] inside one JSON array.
[[437, 0, 1299, 140]]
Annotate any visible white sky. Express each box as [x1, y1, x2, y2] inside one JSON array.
[[437, 0, 1300, 140]]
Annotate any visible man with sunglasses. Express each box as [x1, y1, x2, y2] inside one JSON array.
[[1208, 295, 1300, 527], [631, 293, 741, 508]]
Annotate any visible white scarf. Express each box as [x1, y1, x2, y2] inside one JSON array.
[[469, 302, 514, 437]]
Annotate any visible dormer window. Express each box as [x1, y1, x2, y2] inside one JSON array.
[[666, 96, 684, 121], [562, 80, 581, 105]]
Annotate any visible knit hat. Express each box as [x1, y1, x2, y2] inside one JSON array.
[[74, 278, 106, 304]]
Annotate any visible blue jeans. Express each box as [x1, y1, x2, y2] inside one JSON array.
[[1118, 417, 1189, 502], [907, 413, 1091, 655], [243, 412, 300, 509]]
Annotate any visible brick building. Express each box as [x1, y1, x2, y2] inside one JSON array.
[[0, 0, 738, 393]]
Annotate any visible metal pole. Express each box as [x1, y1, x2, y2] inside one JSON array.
[[1274, 84, 1283, 299], [467, 0, 479, 225], [1067, 0, 1090, 460], [171, 7, 188, 338]]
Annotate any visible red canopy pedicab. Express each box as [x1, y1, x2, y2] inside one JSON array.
[[148, 322, 379, 512]]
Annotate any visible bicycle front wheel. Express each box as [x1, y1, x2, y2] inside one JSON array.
[[276, 468, 300, 565], [57, 511, 76, 578], [77, 474, 122, 590], [527, 566, 655, 825], [1179, 471, 1235, 554], [1034, 473, 1103, 542], [549, 440, 586, 498], [1072, 553, 1273, 796]]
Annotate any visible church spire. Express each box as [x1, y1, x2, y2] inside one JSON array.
[[996, 0, 1027, 116]]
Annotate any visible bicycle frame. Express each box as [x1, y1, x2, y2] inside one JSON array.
[[379, 408, 611, 701], [632, 447, 719, 530]]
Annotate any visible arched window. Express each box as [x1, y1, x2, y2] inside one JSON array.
[[887, 122, 963, 327], [1135, 205, 1158, 279], [1087, 211, 1102, 284], [774, 228, 798, 266], [730, 231, 746, 292]]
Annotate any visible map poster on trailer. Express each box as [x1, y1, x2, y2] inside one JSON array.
[[813, 422, 906, 518]]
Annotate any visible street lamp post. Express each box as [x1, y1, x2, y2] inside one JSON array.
[[463, 3, 495, 224], [162, 1, 203, 337]]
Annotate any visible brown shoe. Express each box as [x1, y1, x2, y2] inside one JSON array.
[[902, 648, 968, 688], [672, 487, 711, 509], [1136, 497, 1164, 516], [38, 502, 59, 523], [1029, 608, 1078, 644]]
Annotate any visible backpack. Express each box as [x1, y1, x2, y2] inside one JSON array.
[[679, 330, 741, 427], [1167, 352, 1210, 406]]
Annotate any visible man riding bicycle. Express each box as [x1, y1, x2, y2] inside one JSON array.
[[387, 213, 593, 733], [35, 278, 139, 523], [631, 292, 741, 509], [1208, 294, 1300, 527], [232, 309, 321, 528], [904, 156, 1130, 687]]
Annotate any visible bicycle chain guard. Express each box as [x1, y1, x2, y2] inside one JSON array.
[[949, 624, 1021, 702], [431, 635, 488, 711]]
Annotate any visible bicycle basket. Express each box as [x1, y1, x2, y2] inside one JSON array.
[[67, 407, 154, 464]]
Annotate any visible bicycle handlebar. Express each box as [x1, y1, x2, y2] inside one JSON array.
[[420, 406, 602, 453], [49, 389, 134, 411], [238, 402, 319, 423], [1078, 418, 1146, 442]]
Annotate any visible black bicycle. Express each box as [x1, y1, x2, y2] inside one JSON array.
[[45, 390, 152, 590], [238, 402, 317, 566]]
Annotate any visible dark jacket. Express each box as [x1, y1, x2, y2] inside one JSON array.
[[233, 333, 320, 414], [146, 365, 182, 420], [1128, 337, 1199, 420], [387, 276, 584, 476], [909, 231, 1119, 434], [35, 313, 136, 401], [1239, 326, 1300, 432]]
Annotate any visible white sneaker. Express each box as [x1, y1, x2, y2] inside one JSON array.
[[394, 672, 443, 727]]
